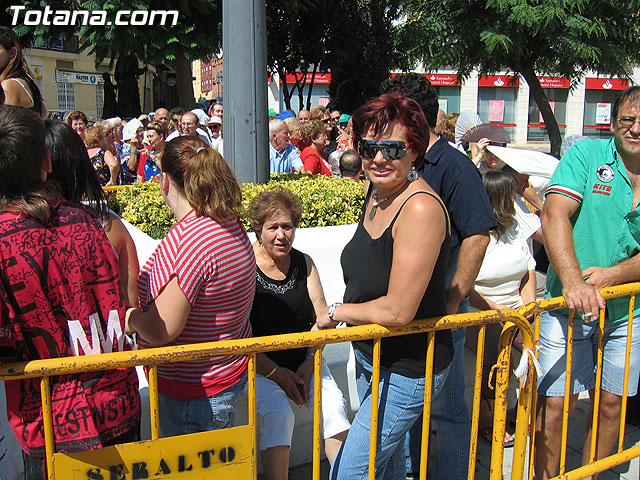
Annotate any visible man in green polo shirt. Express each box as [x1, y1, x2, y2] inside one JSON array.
[[535, 86, 640, 479]]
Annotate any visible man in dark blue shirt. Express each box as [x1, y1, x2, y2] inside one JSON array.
[[382, 74, 496, 480]]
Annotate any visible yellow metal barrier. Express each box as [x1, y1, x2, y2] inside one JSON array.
[[517, 281, 640, 480], [0, 308, 540, 479]]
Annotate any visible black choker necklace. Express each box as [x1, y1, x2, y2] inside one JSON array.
[[369, 182, 409, 220]]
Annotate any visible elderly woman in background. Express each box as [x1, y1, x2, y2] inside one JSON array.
[[85, 124, 120, 186], [67, 110, 88, 141], [126, 137, 256, 437], [248, 189, 350, 480], [317, 92, 453, 479], [0, 27, 45, 117], [120, 118, 145, 184], [136, 121, 167, 182], [300, 119, 332, 176]]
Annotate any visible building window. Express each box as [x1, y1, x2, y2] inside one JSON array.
[[57, 83, 75, 111]]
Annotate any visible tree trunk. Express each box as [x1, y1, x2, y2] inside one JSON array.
[[306, 63, 319, 110], [278, 66, 292, 111], [175, 56, 196, 108], [519, 65, 562, 158]]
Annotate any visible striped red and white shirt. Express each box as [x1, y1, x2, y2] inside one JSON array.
[[137, 212, 256, 400]]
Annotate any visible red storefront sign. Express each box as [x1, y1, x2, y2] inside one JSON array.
[[585, 78, 629, 90], [281, 72, 332, 84], [478, 75, 519, 87], [537, 76, 570, 89], [425, 73, 461, 86]]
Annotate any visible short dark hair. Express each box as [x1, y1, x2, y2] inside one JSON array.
[[0, 104, 58, 222], [169, 107, 186, 117], [352, 92, 429, 169], [340, 150, 362, 177], [613, 86, 640, 122], [381, 73, 439, 128], [249, 188, 303, 241]]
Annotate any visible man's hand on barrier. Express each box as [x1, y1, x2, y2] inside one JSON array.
[[296, 357, 314, 403], [272, 367, 305, 405], [583, 266, 617, 289], [562, 280, 605, 320]]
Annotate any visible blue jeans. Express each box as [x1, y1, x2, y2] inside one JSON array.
[[537, 309, 640, 396], [158, 373, 247, 437], [330, 348, 450, 480], [405, 301, 471, 479]]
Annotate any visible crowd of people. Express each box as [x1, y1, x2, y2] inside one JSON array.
[[1, 25, 640, 480]]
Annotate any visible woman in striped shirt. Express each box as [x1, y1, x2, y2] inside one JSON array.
[[126, 136, 256, 437]]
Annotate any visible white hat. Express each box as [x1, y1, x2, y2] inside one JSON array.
[[191, 108, 210, 126], [486, 146, 559, 178], [208, 115, 222, 125], [122, 118, 143, 141]]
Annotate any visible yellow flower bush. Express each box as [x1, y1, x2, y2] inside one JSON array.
[[109, 174, 364, 239]]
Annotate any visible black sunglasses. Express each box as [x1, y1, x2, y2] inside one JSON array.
[[357, 140, 412, 160]]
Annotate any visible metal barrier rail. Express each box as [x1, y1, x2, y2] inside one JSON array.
[[0, 309, 535, 480], [517, 282, 640, 480]]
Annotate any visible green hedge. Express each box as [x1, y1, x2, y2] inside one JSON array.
[[108, 174, 365, 239]]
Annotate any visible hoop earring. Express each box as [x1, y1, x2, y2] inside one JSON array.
[[407, 166, 419, 182]]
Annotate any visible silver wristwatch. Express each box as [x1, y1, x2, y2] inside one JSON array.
[[328, 302, 342, 321]]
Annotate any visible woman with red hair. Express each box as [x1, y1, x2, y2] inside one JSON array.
[[317, 92, 453, 479]]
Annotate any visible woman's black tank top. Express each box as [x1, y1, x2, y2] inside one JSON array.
[[341, 189, 453, 376]]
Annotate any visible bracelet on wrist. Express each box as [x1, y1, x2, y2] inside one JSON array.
[[265, 365, 279, 379]]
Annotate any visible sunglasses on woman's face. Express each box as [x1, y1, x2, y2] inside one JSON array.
[[357, 140, 411, 160]]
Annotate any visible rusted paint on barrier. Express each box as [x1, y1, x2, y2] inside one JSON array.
[[5, 282, 639, 479], [0, 311, 525, 381]]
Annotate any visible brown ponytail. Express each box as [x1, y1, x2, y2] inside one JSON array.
[[162, 136, 242, 222]]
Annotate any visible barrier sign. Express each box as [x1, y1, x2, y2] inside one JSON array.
[[52, 425, 253, 479]]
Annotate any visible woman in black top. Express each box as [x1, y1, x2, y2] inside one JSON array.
[[317, 92, 453, 479], [249, 190, 350, 480]]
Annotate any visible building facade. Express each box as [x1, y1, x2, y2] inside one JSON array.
[[266, 68, 640, 146]]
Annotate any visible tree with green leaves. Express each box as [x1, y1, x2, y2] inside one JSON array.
[[400, 0, 640, 157], [325, 0, 407, 113], [266, 0, 328, 111], [11, 0, 222, 109]]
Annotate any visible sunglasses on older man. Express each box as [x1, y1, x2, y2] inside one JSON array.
[[357, 140, 412, 160]]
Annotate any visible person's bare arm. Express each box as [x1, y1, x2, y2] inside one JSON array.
[[104, 150, 120, 186], [125, 276, 191, 345], [317, 192, 446, 328], [542, 193, 604, 317], [582, 256, 640, 289], [523, 185, 543, 212], [468, 289, 509, 311], [256, 352, 305, 405], [104, 213, 139, 308], [446, 231, 491, 314], [295, 165, 309, 174], [519, 269, 537, 305], [1, 79, 33, 109]]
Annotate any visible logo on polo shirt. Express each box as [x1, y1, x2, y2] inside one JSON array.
[[596, 164, 615, 183]]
